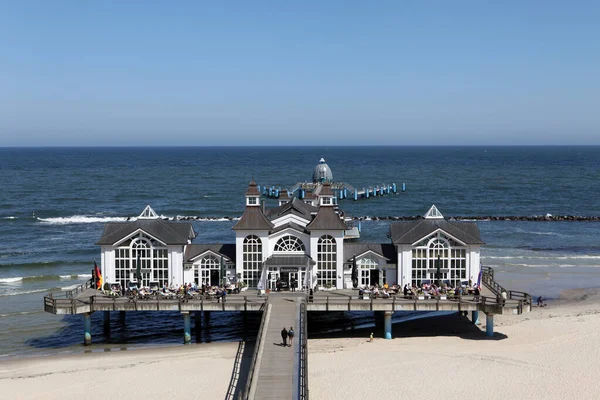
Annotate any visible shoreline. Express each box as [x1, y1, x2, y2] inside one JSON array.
[[1, 287, 599, 399], [1, 286, 596, 362]]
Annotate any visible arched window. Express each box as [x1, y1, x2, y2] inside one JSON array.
[[194, 255, 220, 286], [274, 235, 306, 252], [359, 257, 378, 287], [114, 234, 168, 289], [411, 233, 466, 287], [317, 235, 336, 288], [243, 235, 262, 288]]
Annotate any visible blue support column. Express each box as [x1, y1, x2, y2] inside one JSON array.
[[354, 191, 358, 200], [384, 311, 393, 339], [486, 313, 494, 337], [402, 182, 406, 192], [392, 183, 397, 193], [83, 312, 92, 346], [471, 310, 479, 325], [182, 312, 191, 344]]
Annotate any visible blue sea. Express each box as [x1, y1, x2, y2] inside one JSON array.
[[1, 146, 599, 358]]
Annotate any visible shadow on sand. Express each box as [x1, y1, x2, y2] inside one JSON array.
[[309, 312, 508, 341], [224, 340, 255, 400]]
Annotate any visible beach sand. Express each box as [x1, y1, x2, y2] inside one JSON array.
[[0, 342, 246, 400], [2, 289, 600, 400], [309, 288, 600, 400]]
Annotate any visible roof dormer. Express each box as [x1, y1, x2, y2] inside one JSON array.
[[245, 180, 261, 207], [319, 182, 335, 207], [424, 205, 444, 219], [139, 205, 159, 219]]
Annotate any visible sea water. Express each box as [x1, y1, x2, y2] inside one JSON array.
[[1, 146, 599, 358]]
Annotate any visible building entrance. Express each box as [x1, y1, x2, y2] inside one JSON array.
[[369, 269, 380, 287]]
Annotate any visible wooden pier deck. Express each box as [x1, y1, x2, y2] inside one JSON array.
[[249, 294, 303, 400]]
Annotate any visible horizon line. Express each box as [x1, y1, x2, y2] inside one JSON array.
[[2, 144, 600, 149]]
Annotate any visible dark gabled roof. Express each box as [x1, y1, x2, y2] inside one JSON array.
[[232, 206, 274, 231], [266, 197, 316, 221], [185, 244, 236, 262], [270, 222, 310, 235], [264, 254, 316, 267], [344, 243, 397, 263], [96, 219, 195, 246], [388, 219, 485, 245], [306, 206, 347, 230]]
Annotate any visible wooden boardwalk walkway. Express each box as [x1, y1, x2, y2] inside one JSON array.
[[250, 294, 302, 400]]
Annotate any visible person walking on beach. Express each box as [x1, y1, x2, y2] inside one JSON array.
[[369, 332, 374, 342], [281, 327, 288, 346], [288, 327, 295, 347]]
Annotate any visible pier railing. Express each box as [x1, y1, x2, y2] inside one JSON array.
[[44, 293, 266, 314], [299, 301, 309, 400], [66, 280, 93, 299], [481, 265, 532, 308], [242, 299, 270, 400], [307, 291, 528, 314]]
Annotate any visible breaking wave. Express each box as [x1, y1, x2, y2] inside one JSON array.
[[37, 216, 134, 225], [0, 277, 23, 283], [485, 255, 600, 260], [0, 274, 92, 283]]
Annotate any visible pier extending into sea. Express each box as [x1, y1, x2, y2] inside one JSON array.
[[43, 266, 530, 399]]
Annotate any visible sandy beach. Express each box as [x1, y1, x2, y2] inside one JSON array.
[[309, 288, 600, 400], [0, 342, 246, 400], [2, 289, 600, 400]]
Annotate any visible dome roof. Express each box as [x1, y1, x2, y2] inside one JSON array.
[[312, 158, 333, 183]]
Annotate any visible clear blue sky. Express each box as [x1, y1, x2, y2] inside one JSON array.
[[1, 1, 599, 146]]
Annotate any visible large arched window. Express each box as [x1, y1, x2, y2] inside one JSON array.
[[243, 235, 262, 288], [411, 233, 466, 287], [274, 235, 306, 252], [359, 257, 378, 287], [114, 233, 168, 289], [317, 235, 337, 288], [194, 255, 220, 286]]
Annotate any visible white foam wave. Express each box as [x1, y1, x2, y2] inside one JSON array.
[[59, 275, 72, 279], [0, 288, 48, 297], [0, 277, 23, 283], [77, 274, 92, 278], [0, 311, 40, 318], [37, 216, 136, 225], [2, 216, 17, 220], [61, 284, 81, 291], [485, 255, 600, 260]]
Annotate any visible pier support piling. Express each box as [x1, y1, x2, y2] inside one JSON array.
[[471, 310, 479, 325], [182, 312, 191, 344], [384, 311, 393, 340], [83, 312, 92, 346], [485, 313, 494, 337], [195, 312, 202, 343], [103, 311, 111, 337]]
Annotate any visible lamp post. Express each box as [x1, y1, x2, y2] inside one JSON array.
[[435, 254, 442, 287]]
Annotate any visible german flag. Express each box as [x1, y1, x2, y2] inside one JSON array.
[[94, 261, 103, 290]]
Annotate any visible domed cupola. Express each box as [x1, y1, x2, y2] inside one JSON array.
[[312, 158, 334, 183]]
